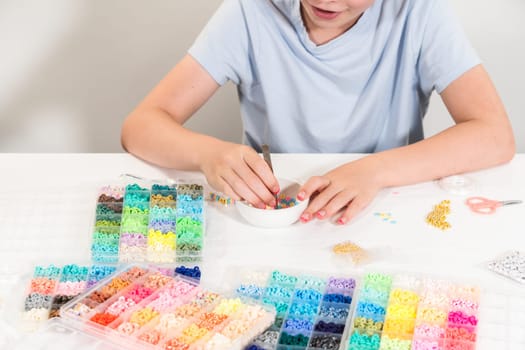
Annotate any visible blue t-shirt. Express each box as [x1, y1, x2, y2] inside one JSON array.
[[188, 0, 480, 153]]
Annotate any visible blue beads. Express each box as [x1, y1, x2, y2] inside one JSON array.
[[314, 320, 345, 334], [237, 284, 265, 298], [174, 265, 201, 280], [295, 289, 323, 303], [323, 293, 352, 304]]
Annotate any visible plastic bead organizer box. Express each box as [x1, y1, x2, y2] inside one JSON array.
[[92, 182, 205, 264], [60, 265, 276, 350], [228, 268, 525, 350]]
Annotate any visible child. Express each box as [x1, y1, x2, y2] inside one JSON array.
[[121, 0, 515, 224]]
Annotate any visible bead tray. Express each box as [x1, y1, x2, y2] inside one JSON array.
[[228, 268, 358, 350], [19, 263, 117, 331], [227, 268, 525, 350], [18, 262, 202, 333], [346, 272, 480, 350], [60, 264, 276, 349], [345, 272, 525, 350], [92, 182, 205, 264]]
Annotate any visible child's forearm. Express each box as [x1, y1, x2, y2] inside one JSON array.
[[369, 118, 515, 188], [121, 107, 224, 171]]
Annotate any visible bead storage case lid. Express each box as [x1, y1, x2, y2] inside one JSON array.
[[60, 264, 276, 350], [224, 267, 359, 350], [92, 181, 205, 265], [345, 271, 525, 350]]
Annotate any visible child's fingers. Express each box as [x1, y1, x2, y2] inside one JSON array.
[[222, 168, 266, 209], [233, 155, 277, 207], [315, 191, 355, 220], [244, 150, 280, 195], [300, 179, 339, 222], [337, 192, 374, 225], [298, 176, 330, 201]]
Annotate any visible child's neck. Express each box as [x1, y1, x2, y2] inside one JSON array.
[[307, 26, 355, 45], [301, 7, 362, 46]]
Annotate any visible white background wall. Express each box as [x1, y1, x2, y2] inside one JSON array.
[[0, 0, 523, 152]]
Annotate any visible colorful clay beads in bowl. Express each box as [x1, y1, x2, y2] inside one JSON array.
[[234, 268, 357, 350], [60, 264, 275, 350]]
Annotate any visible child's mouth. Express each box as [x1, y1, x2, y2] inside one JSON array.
[[312, 6, 341, 20]]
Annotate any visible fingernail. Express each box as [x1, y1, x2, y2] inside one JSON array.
[[300, 213, 311, 222], [337, 217, 348, 225], [297, 191, 306, 200], [273, 186, 280, 194], [270, 199, 277, 207], [316, 210, 326, 219], [257, 202, 266, 209]]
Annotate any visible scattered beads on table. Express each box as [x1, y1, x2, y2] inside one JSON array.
[[426, 200, 452, 230], [374, 212, 397, 224], [209, 192, 234, 206]]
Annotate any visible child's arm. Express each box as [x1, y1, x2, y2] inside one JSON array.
[[299, 64, 515, 224], [121, 54, 278, 209]]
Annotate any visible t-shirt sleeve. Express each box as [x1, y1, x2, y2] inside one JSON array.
[[188, 0, 251, 86], [416, 0, 481, 94]]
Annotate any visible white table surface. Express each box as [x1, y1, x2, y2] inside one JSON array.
[[0, 153, 524, 348]]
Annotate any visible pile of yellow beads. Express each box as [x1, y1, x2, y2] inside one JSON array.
[[425, 200, 451, 230], [332, 241, 369, 265]]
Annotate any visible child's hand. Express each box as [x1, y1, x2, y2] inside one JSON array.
[[297, 157, 383, 224], [200, 141, 279, 209]]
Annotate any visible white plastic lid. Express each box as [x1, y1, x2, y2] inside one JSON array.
[[437, 175, 476, 196]]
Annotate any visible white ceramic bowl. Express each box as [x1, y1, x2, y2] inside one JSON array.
[[235, 178, 309, 228]]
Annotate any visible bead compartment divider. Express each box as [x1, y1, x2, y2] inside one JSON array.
[[229, 267, 359, 350], [91, 182, 205, 265], [60, 264, 276, 350]]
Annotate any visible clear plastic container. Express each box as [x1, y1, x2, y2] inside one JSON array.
[[90, 181, 206, 265], [345, 273, 483, 350], [18, 263, 118, 332], [225, 267, 359, 350], [60, 264, 275, 350]]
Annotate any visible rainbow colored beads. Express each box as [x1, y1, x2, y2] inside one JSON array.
[[61, 265, 275, 350], [21, 263, 117, 330], [91, 183, 204, 264], [348, 274, 480, 350]]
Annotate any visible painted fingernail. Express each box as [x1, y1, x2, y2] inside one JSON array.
[[300, 213, 311, 222], [316, 210, 326, 219], [297, 191, 306, 200], [273, 187, 280, 194], [337, 217, 348, 225]]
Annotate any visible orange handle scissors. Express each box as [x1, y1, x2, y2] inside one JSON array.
[[465, 197, 522, 215]]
